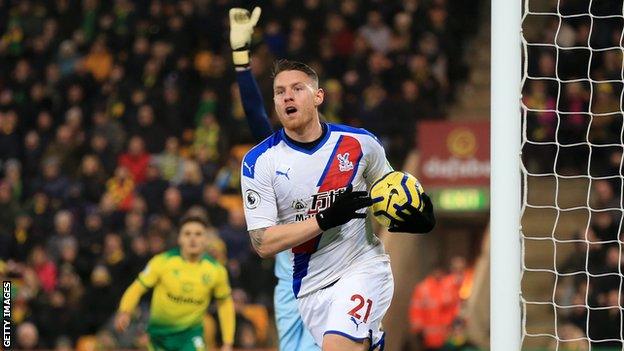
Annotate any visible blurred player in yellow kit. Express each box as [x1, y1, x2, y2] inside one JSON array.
[[114, 216, 235, 351]]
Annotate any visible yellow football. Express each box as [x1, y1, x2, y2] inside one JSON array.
[[369, 171, 424, 228]]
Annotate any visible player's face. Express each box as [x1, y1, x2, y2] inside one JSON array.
[[273, 70, 324, 132], [178, 222, 208, 257]]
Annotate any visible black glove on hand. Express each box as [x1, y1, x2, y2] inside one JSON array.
[[316, 184, 373, 231], [388, 193, 436, 234]]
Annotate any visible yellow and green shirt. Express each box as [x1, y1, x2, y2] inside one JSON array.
[[119, 248, 231, 336]]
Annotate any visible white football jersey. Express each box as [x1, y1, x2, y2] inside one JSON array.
[[241, 123, 393, 298]]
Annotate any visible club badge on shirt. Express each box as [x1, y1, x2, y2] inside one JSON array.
[[337, 153, 354, 172]]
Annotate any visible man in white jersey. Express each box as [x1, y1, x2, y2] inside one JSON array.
[[240, 60, 435, 351], [229, 7, 318, 350]]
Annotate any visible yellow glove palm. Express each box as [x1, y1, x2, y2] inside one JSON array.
[[229, 7, 261, 66]]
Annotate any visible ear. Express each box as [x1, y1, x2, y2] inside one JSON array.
[[314, 88, 325, 106]]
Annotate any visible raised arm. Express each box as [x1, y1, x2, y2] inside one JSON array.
[[237, 69, 273, 141], [229, 6, 273, 141]]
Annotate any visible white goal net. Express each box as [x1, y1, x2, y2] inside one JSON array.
[[521, 0, 624, 349]]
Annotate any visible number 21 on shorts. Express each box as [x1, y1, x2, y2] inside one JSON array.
[[348, 294, 373, 323]]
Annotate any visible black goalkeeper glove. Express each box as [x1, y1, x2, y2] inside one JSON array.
[[388, 193, 436, 234], [316, 184, 373, 231]]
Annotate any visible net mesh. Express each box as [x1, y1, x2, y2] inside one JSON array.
[[521, 0, 624, 349]]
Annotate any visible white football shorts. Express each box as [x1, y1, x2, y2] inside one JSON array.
[[297, 256, 394, 349]]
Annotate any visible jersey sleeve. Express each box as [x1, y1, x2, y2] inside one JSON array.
[[236, 68, 273, 141], [213, 265, 232, 300], [363, 135, 394, 188], [137, 255, 164, 288], [241, 153, 278, 231]]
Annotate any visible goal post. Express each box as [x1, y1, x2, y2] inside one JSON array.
[[491, 0, 522, 350]]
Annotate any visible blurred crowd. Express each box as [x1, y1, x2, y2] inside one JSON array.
[[523, 0, 624, 348], [0, 0, 482, 349], [549, 178, 624, 349], [523, 1, 624, 177]]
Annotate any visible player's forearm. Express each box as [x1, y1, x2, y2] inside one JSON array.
[[216, 296, 236, 345], [118, 280, 147, 313], [236, 68, 273, 141], [249, 217, 322, 258]]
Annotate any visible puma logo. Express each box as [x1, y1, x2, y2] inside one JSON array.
[[276, 167, 291, 180], [243, 162, 254, 174], [350, 316, 363, 330]]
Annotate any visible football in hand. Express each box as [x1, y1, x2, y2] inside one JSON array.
[[370, 171, 425, 228]]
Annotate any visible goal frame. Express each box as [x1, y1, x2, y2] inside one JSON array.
[[490, 0, 522, 349]]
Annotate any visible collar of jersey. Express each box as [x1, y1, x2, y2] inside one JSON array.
[[279, 123, 332, 155]]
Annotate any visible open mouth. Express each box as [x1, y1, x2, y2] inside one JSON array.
[[285, 106, 298, 116]]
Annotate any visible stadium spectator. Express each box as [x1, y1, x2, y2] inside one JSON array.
[[0, 111, 20, 161], [162, 186, 185, 225], [153, 136, 185, 183], [193, 113, 222, 164], [104, 165, 135, 212], [77, 154, 107, 205], [139, 162, 168, 214], [231, 289, 260, 348], [201, 184, 230, 228], [10, 212, 38, 262], [46, 210, 75, 262], [16, 321, 41, 350], [219, 208, 250, 264], [82, 264, 117, 334], [0, 180, 19, 237], [35, 157, 72, 206], [117, 136, 151, 184], [83, 36, 113, 82], [91, 109, 126, 154], [359, 10, 392, 54], [22, 130, 44, 180], [177, 160, 204, 207], [80, 209, 105, 262], [133, 104, 167, 153], [408, 258, 470, 351]]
